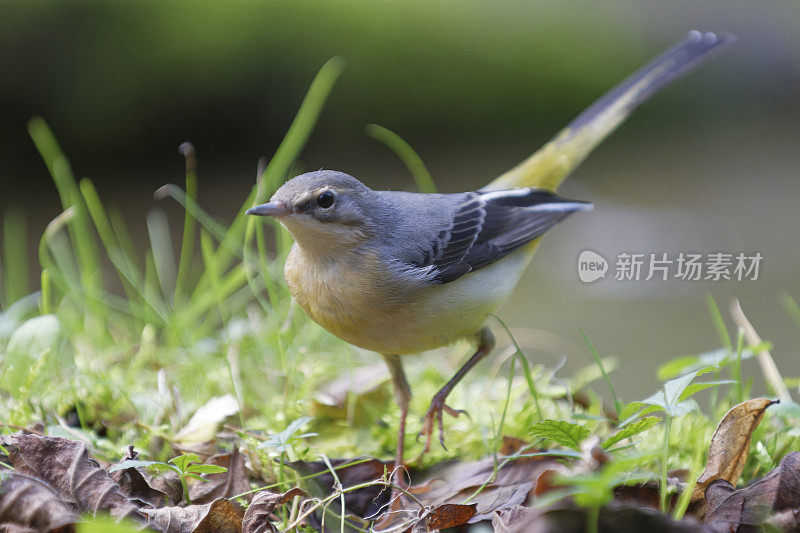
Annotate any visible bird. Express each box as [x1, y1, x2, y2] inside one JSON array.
[[247, 31, 735, 480]]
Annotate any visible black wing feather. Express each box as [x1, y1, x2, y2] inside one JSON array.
[[420, 188, 591, 283]]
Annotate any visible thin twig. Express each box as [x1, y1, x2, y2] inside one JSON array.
[[321, 454, 346, 533], [228, 458, 374, 500], [281, 477, 425, 533], [729, 299, 792, 402]]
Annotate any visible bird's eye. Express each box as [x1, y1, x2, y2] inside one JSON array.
[[317, 191, 335, 209]]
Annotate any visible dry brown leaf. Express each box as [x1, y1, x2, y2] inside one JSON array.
[[533, 466, 570, 497], [612, 480, 664, 511], [374, 451, 559, 531], [499, 436, 529, 456], [704, 451, 800, 530], [144, 497, 244, 533], [413, 452, 558, 521], [110, 445, 177, 508], [8, 435, 143, 522], [424, 502, 477, 529], [692, 398, 777, 500], [145, 470, 184, 507], [241, 488, 308, 533], [0, 472, 78, 531], [189, 447, 251, 504]]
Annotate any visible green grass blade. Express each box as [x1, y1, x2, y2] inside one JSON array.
[[174, 143, 199, 305], [80, 180, 141, 295], [260, 57, 347, 197], [40, 268, 52, 315], [365, 123, 437, 193], [178, 264, 249, 328], [146, 208, 177, 304], [491, 314, 543, 419], [155, 184, 229, 244], [579, 328, 623, 416], [38, 208, 80, 295], [29, 118, 100, 298], [206, 56, 345, 290], [80, 179, 166, 321], [706, 293, 731, 351]]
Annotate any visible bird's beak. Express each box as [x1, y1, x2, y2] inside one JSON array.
[[246, 201, 293, 217]]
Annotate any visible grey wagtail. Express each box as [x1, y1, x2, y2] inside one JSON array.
[[247, 31, 735, 474]]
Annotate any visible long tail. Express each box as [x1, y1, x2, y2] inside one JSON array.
[[484, 30, 736, 192]]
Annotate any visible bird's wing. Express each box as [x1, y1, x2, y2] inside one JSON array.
[[484, 31, 736, 193], [417, 188, 592, 283]]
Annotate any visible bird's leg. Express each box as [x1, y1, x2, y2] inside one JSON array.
[[381, 354, 411, 497], [420, 327, 495, 453]]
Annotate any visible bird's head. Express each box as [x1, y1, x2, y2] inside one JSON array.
[[246, 170, 373, 255]]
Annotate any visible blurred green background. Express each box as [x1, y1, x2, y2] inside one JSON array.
[[1, 0, 799, 398]]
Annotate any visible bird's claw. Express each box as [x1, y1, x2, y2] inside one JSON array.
[[418, 393, 469, 453]]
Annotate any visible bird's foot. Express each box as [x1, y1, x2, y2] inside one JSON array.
[[418, 391, 469, 453]]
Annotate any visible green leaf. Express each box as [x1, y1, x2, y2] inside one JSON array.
[[663, 368, 713, 408], [618, 403, 665, 428], [169, 453, 200, 472], [679, 380, 735, 403], [640, 391, 667, 410], [529, 420, 590, 451], [602, 416, 660, 449], [151, 463, 179, 475], [186, 464, 228, 475], [259, 416, 316, 453], [619, 401, 645, 421]]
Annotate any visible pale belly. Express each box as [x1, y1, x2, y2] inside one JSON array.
[[285, 244, 535, 354]]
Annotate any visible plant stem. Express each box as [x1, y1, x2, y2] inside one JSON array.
[[660, 413, 673, 512], [586, 505, 599, 533], [180, 473, 190, 506]]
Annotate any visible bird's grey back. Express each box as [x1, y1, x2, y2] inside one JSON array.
[[367, 190, 468, 266]]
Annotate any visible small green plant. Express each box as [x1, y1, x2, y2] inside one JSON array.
[[258, 416, 318, 492], [109, 453, 227, 505], [259, 416, 318, 454], [620, 368, 732, 511]]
